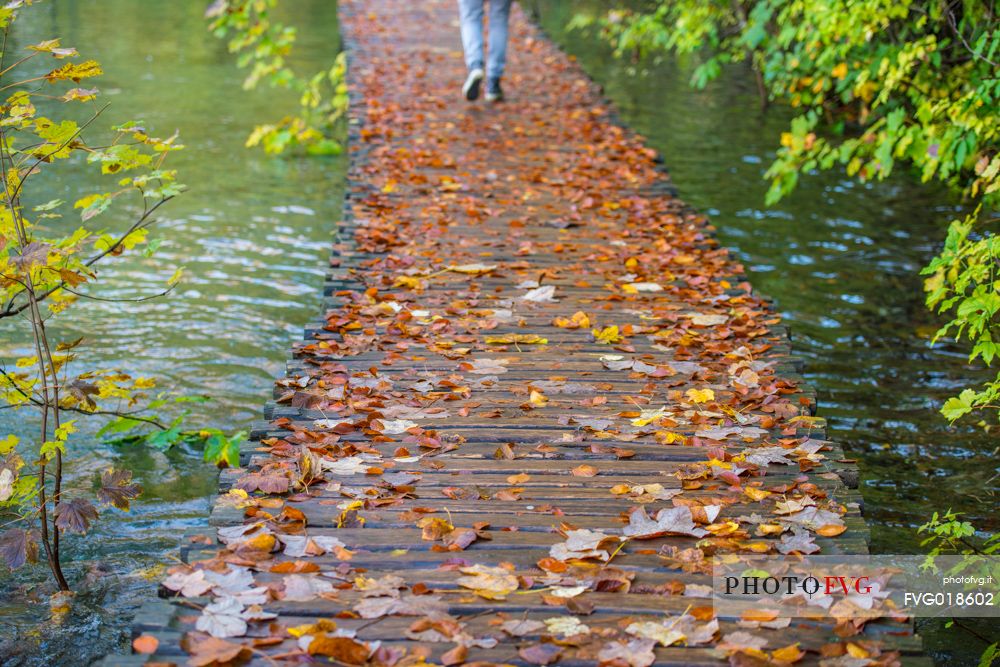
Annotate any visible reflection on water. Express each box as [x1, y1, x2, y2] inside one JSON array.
[[530, 1, 998, 663], [0, 1, 344, 664]]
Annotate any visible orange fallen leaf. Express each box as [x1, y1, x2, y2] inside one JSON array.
[[816, 524, 847, 537], [571, 464, 598, 477], [772, 643, 805, 663], [741, 609, 780, 623], [132, 634, 159, 654]]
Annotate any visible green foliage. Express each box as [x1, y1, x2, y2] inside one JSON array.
[[917, 510, 1000, 665], [579, 0, 1000, 424], [0, 0, 199, 590], [206, 0, 348, 155], [201, 429, 245, 468], [922, 208, 1000, 422]]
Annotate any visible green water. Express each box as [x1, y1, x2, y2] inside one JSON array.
[[528, 1, 998, 663], [0, 1, 344, 664], [0, 0, 996, 664]]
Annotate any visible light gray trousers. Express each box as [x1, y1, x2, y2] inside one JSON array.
[[457, 0, 512, 81]]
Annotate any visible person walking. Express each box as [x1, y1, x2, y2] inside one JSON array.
[[457, 0, 512, 102]]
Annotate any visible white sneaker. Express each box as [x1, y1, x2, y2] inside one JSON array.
[[485, 78, 504, 103], [463, 68, 484, 101]]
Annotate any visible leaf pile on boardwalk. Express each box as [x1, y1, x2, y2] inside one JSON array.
[[134, 1, 925, 666]]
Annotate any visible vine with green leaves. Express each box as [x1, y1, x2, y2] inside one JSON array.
[[0, 1, 241, 590], [206, 0, 348, 155]]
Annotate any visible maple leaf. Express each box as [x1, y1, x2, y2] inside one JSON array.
[[441, 644, 468, 665], [627, 614, 719, 646], [519, 643, 562, 665], [777, 527, 820, 554], [446, 263, 497, 274], [456, 564, 518, 599], [195, 596, 248, 638], [742, 447, 794, 467], [688, 313, 728, 326], [355, 574, 406, 597], [781, 505, 845, 530], [354, 593, 448, 619], [592, 324, 622, 344], [234, 469, 289, 494], [321, 455, 372, 475], [485, 333, 548, 345], [378, 418, 418, 434], [772, 643, 806, 663], [553, 310, 590, 328], [53, 497, 98, 533], [203, 566, 256, 596], [718, 631, 769, 652], [549, 528, 620, 562], [685, 388, 715, 403], [97, 468, 142, 510], [631, 406, 667, 427], [280, 534, 346, 558], [163, 569, 214, 597], [45, 59, 102, 83], [500, 619, 546, 636], [543, 615, 590, 637], [281, 574, 336, 601], [182, 635, 250, 667], [598, 638, 657, 667], [308, 635, 371, 663], [0, 528, 38, 569], [462, 357, 508, 374], [623, 506, 708, 539], [520, 285, 557, 302], [527, 389, 549, 407], [624, 621, 685, 647]]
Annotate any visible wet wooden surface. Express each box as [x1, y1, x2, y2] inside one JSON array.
[[98, 1, 929, 665]]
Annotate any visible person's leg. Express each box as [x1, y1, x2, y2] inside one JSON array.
[[485, 0, 512, 100], [458, 0, 485, 100], [457, 0, 485, 73]]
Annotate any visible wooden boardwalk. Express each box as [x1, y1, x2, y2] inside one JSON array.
[[99, 1, 929, 665]]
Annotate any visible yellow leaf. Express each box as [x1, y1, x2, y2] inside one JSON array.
[[744, 487, 772, 502], [655, 430, 686, 445], [686, 388, 715, 403], [771, 643, 805, 663], [832, 62, 848, 79], [0, 434, 18, 455], [592, 325, 622, 344], [167, 266, 184, 287], [485, 334, 547, 345], [393, 275, 424, 290], [447, 263, 497, 275], [845, 643, 869, 659], [528, 389, 548, 407]]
